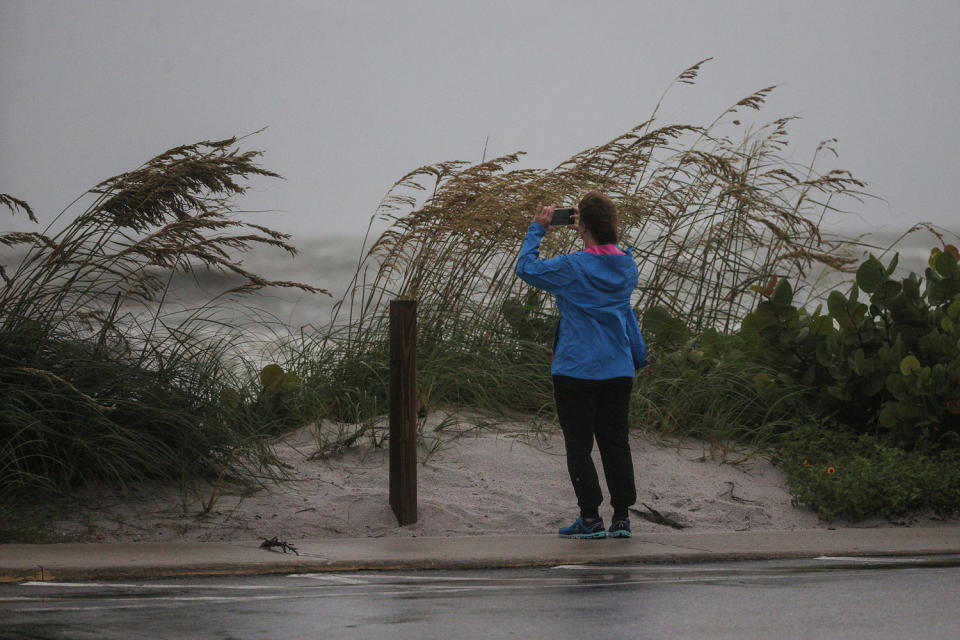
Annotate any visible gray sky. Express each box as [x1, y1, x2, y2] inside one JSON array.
[[2, 0, 958, 239]]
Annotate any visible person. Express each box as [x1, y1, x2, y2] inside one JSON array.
[[515, 191, 646, 539]]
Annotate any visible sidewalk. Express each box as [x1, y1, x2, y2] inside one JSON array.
[[2, 526, 959, 582]]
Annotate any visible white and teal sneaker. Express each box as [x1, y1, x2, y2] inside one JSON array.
[[607, 517, 631, 538]]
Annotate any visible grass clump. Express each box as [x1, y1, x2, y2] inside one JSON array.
[[286, 305, 555, 427], [0, 134, 323, 499], [630, 325, 802, 453]]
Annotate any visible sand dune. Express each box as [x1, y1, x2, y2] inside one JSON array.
[[44, 413, 954, 543]]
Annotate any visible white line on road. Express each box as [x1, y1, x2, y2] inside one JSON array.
[[21, 581, 297, 590], [813, 556, 926, 563], [287, 574, 370, 584]]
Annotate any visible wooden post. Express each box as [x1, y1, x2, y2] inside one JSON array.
[[389, 299, 417, 526]]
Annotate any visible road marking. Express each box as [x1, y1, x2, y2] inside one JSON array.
[[813, 556, 925, 563], [290, 573, 574, 583], [21, 581, 295, 590], [288, 574, 369, 584], [291, 573, 470, 582]]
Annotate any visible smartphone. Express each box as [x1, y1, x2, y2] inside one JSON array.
[[550, 207, 576, 226]]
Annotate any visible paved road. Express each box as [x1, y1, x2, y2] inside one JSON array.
[[2, 557, 959, 639]]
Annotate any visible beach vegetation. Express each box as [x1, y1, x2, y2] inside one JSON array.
[[290, 59, 959, 522], [298, 59, 863, 425], [739, 245, 960, 451], [0, 134, 322, 500], [4, 58, 957, 528], [775, 424, 960, 520], [298, 58, 959, 522], [634, 244, 960, 520]]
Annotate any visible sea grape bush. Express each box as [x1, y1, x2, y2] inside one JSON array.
[[741, 246, 960, 451], [637, 246, 960, 520]]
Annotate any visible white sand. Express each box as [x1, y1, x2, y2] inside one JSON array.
[[44, 413, 956, 543]]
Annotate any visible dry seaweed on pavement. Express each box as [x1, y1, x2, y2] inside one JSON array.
[[259, 536, 299, 555]]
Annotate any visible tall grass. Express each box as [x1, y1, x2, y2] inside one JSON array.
[[0, 134, 323, 498], [299, 60, 867, 424]]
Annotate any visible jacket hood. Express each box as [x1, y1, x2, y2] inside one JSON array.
[[575, 248, 638, 297]]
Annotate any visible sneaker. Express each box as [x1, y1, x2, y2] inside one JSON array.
[[608, 517, 631, 538], [558, 517, 607, 539]]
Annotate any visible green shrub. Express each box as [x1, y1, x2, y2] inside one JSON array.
[[740, 248, 960, 451], [777, 424, 960, 520], [639, 271, 960, 521]]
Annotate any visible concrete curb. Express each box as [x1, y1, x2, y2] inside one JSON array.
[[2, 527, 959, 582]]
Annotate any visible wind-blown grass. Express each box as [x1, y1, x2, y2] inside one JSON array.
[[302, 60, 867, 424], [0, 134, 324, 498]]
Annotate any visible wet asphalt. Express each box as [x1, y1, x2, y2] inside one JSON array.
[[1, 556, 959, 640]]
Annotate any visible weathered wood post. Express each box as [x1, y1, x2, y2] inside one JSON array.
[[389, 298, 417, 526]]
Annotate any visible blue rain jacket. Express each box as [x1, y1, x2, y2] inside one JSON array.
[[515, 222, 647, 379]]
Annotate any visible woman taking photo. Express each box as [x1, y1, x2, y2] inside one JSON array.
[[515, 191, 646, 539]]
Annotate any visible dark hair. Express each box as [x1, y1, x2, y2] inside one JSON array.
[[578, 191, 618, 244]]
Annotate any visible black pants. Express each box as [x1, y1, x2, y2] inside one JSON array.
[[553, 375, 636, 521]]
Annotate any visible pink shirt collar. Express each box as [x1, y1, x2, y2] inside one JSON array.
[[583, 244, 626, 255]]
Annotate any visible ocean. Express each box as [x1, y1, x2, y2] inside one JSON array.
[[232, 226, 956, 328], [1, 226, 956, 355]]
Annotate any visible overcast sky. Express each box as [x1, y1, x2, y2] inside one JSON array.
[[2, 0, 958, 239]]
